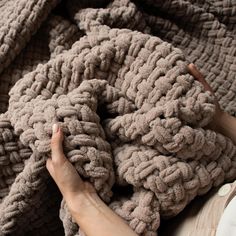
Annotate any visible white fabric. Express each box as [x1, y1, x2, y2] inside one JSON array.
[[216, 195, 236, 236]]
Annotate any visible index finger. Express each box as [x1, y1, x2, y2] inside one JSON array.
[[188, 63, 214, 93], [50, 123, 67, 165]]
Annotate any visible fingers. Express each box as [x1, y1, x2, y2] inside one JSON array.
[[50, 123, 66, 164], [46, 123, 66, 179], [188, 63, 214, 93], [188, 63, 221, 112], [46, 123, 85, 198]]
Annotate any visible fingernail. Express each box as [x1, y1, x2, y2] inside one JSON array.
[[188, 63, 193, 67], [52, 123, 59, 134]]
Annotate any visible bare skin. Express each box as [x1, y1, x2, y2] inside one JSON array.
[[47, 64, 236, 236], [47, 123, 138, 236], [188, 63, 236, 145]]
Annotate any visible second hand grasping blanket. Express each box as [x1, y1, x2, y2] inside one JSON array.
[[0, 0, 235, 235]]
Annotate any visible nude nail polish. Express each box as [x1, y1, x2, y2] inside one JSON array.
[[52, 123, 59, 134]]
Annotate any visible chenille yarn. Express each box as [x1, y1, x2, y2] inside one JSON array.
[[0, 0, 235, 235]]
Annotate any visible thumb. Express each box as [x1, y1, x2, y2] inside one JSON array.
[[47, 123, 86, 198], [50, 123, 67, 165]]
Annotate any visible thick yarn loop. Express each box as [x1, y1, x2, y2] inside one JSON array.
[[10, 80, 116, 202], [0, 0, 59, 74], [0, 0, 235, 235]]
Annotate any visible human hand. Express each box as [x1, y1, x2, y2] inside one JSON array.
[[187, 63, 224, 131], [46, 124, 97, 217], [47, 124, 138, 236]]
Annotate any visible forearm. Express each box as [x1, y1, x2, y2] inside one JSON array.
[[213, 112, 236, 145], [68, 192, 138, 236]]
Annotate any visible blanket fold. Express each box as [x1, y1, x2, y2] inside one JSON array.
[[0, 0, 235, 235]]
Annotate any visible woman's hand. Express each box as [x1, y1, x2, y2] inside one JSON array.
[[46, 124, 97, 214], [188, 63, 223, 129], [47, 124, 138, 236], [188, 63, 236, 145], [47, 124, 89, 197]]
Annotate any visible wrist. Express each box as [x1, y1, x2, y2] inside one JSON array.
[[65, 185, 104, 222]]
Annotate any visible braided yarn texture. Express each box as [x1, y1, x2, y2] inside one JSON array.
[[0, 0, 235, 235]]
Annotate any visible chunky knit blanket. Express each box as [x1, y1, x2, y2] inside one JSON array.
[[0, 0, 235, 235]]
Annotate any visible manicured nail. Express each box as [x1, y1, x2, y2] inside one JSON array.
[[52, 123, 59, 134]]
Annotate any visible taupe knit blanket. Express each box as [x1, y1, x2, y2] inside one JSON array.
[[0, 0, 235, 235]]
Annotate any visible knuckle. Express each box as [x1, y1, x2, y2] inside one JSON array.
[[51, 157, 61, 166], [50, 136, 59, 147], [51, 132, 63, 146], [51, 154, 66, 166]]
